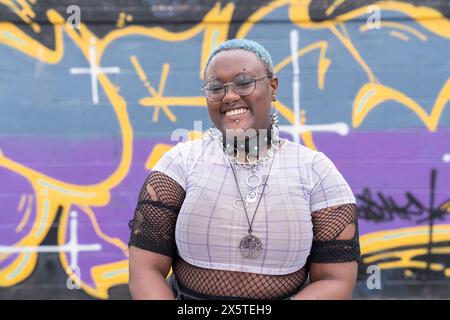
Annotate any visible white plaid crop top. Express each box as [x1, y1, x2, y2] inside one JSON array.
[[150, 133, 356, 275]]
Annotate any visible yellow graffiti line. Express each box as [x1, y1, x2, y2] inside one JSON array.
[[270, 41, 339, 149], [0, 153, 110, 206], [95, 6, 227, 63], [0, 4, 235, 204], [130, 55, 146, 81], [364, 247, 448, 273], [364, 245, 450, 273], [0, 5, 220, 293], [140, 96, 206, 108], [131, 55, 176, 122], [339, 22, 351, 40], [273, 41, 331, 90], [0, 22, 63, 63], [0, 0, 40, 32], [0, 252, 37, 286], [145, 144, 174, 170], [236, 0, 289, 39], [200, 2, 235, 78], [58, 208, 128, 299], [132, 56, 174, 122], [379, 260, 444, 272], [290, 1, 449, 84], [46, 10, 134, 192], [57, 207, 103, 298], [360, 224, 450, 255], [15, 194, 33, 233], [17, 194, 26, 212], [389, 30, 410, 42], [298, 131, 317, 150], [0, 190, 65, 284], [274, 100, 317, 150], [90, 260, 129, 298], [353, 80, 450, 131], [97, 25, 204, 61], [0, 149, 112, 284], [144, 136, 206, 172], [359, 21, 428, 41], [329, 25, 378, 83], [290, 0, 450, 38], [140, 104, 318, 154], [326, 0, 346, 16], [81, 206, 129, 257], [156, 63, 175, 122], [441, 201, 450, 213]]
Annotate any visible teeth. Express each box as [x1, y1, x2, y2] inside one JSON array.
[[225, 108, 247, 117]]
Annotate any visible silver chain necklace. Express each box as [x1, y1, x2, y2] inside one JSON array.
[[228, 151, 276, 259], [208, 126, 282, 169]]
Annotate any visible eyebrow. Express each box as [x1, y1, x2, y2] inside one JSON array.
[[206, 71, 257, 82]]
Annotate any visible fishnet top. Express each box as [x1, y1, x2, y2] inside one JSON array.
[[129, 170, 360, 299]]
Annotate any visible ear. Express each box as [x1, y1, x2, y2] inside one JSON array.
[[270, 76, 279, 101]]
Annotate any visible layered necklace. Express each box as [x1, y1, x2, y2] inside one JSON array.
[[208, 125, 282, 258], [229, 150, 276, 258]]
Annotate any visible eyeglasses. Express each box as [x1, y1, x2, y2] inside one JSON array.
[[202, 75, 271, 102]]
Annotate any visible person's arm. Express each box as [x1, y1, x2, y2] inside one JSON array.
[[128, 171, 186, 300], [292, 261, 357, 300], [129, 246, 175, 300], [292, 219, 359, 300], [293, 151, 360, 300]]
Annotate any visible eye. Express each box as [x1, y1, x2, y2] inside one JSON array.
[[210, 85, 224, 92], [236, 79, 253, 88], [206, 83, 224, 92]]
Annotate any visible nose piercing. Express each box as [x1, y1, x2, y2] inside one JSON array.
[[235, 119, 239, 123]]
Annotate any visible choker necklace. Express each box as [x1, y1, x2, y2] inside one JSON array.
[[208, 125, 282, 169], [229, 150, 276, 259]]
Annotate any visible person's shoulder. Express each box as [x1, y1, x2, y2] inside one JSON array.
[[283, 139, 323, 161], [170, 134, 213, 154]]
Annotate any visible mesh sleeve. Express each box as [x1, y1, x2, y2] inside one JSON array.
[[309, 152, 356, 212], [308, 203, 361, 263], [128, 171, 186, 258]]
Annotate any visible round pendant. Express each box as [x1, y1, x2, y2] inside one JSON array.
[[239, 234, 263, 258], [233, 198, 248, 210], [257, 182, 271, 195], [246, 173, 261, 188], [246, 189, 258, 203]]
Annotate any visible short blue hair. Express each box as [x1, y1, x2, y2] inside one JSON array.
[[204, 38, 274, 78]]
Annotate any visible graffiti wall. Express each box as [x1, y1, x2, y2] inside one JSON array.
[[0, 0, 449, 299]]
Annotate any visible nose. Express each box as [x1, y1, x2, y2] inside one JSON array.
[[222, 84, 240, 104]]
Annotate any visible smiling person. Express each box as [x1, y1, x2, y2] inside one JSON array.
[[128, 39, 360, 300]]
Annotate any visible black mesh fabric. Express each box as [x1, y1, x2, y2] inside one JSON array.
[[128, 171, 185, 257], [308, 203, 361, 263], [173, 257, 308, 300], [129, 172, 360, 299]]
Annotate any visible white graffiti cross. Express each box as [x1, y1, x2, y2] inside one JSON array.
[[0, 210, 102, 271], [282, 29, 349, 145], [70, 37, 121, 105]]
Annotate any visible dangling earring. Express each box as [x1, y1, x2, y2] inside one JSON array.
[[270, 104, 281, 149], [270, 104, 279, 126], [209, 123, 221, 140]]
